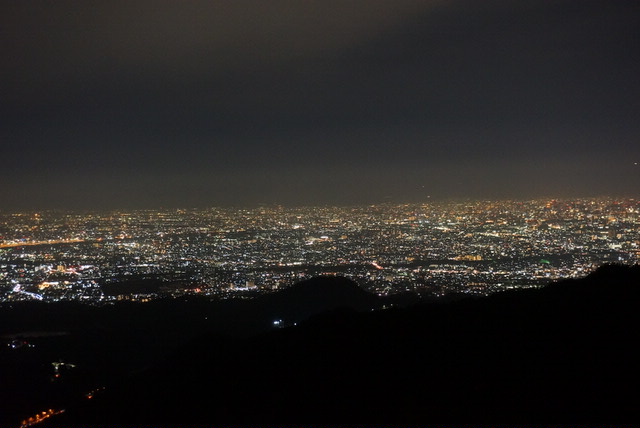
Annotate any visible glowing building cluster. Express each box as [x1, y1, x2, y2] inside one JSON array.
[[0, 198, 638, 303]]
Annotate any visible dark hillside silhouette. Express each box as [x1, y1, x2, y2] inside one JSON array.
[[43, 264, 640, 426], [248, 275, 381, 323], [1, 276, 384, 425]]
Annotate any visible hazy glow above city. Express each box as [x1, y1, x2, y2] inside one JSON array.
[[2, 1, 639, 210]]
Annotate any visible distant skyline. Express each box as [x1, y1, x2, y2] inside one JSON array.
[[2, 0, 639, 210]]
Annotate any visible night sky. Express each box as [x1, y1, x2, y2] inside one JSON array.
[[3, 0, 639, 210]]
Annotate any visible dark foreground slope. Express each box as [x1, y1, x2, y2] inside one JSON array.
[[1, 276, 384, 425], [47, 265, 639, 426]]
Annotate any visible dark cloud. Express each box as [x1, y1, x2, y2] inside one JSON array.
[[2, 0, 639, 209], [2, 1, 441, 86]]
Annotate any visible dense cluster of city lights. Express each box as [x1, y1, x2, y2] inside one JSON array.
[[1, 198, 638, 303]]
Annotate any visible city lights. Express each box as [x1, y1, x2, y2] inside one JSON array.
[[0, 198, 638, 304]]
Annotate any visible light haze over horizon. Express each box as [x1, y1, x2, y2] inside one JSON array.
[[3, 0, 639, 210]]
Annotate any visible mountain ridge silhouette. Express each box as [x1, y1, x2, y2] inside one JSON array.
[[41, 264, 640, 426]]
